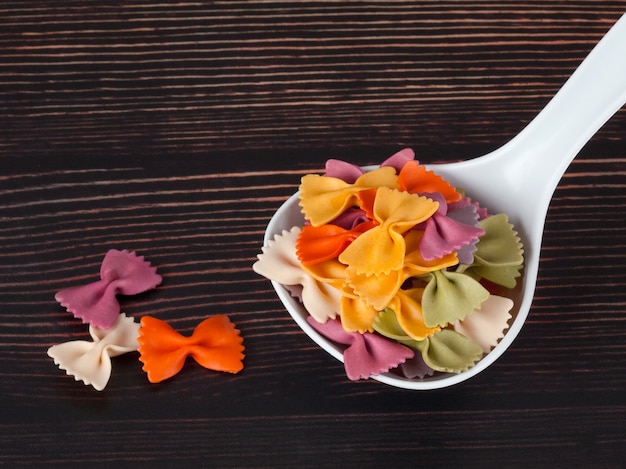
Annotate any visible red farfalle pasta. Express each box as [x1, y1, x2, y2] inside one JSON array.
[[137, 315, 245, 383], [55, 249, 162, 329]]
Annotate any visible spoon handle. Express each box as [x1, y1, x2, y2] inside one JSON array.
[[431, 13, 626, 254], [503, 12, 626, 197]]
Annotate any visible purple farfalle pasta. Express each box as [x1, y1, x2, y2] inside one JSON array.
[[380, 147, 416, 173], [419, 210, 485, 262], [55, 249, 162, 329], [324, 159, 364, 183], [306, 316, 414, 380], [329, 207, 370, 230], [396, 354, 435, 380]]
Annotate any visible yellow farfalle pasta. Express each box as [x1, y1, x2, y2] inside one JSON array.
[[388, 288, 441, 341], [338, 187, 439, 275], [299, 166, 398, 226]]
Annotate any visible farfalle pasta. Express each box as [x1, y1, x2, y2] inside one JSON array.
[[254, 148, 523, 381], [55, 249, 163, 329], [48, 312, 245, 390], [306, 316, 414, 381], [138, 315, 245, 383], [47, 313, 140, 391], [49, 249, 245, 390]]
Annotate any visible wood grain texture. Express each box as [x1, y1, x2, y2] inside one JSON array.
[[3, 1, 626, 158], [1, 1, 626, 467]]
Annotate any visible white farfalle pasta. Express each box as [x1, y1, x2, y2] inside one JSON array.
[[252, 227, 341, 323], [453, 295, 513, 353], [47, 313, 140, 391]]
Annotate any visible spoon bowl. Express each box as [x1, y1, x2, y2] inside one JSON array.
[[264, 13, 626, 389]]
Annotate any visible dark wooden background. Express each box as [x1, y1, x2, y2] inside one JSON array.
[[1, 2, 626, 467]]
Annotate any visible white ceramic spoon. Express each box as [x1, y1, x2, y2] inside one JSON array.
[[264, 13, 626, 389]]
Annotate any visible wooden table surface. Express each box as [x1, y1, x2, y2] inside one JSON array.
[[2, 2, 626, 467]]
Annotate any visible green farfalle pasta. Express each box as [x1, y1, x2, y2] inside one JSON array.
[[421, 269, 489, 328], [461, 213, 524, 288], [373, 308, 414, 343], [416, 329, 483, 373], [374, 309, 483, 373]]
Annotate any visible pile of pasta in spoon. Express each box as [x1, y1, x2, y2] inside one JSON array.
[[254, 148, 523, 381]]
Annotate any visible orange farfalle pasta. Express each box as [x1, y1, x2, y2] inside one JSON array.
[[296, 221, 376, 266], [355, 188, 378, 220], [398, 160, 462, 203], [338, 187, 439, 275], [299, 166, 398, 226], [138, 315, 244, 383]]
